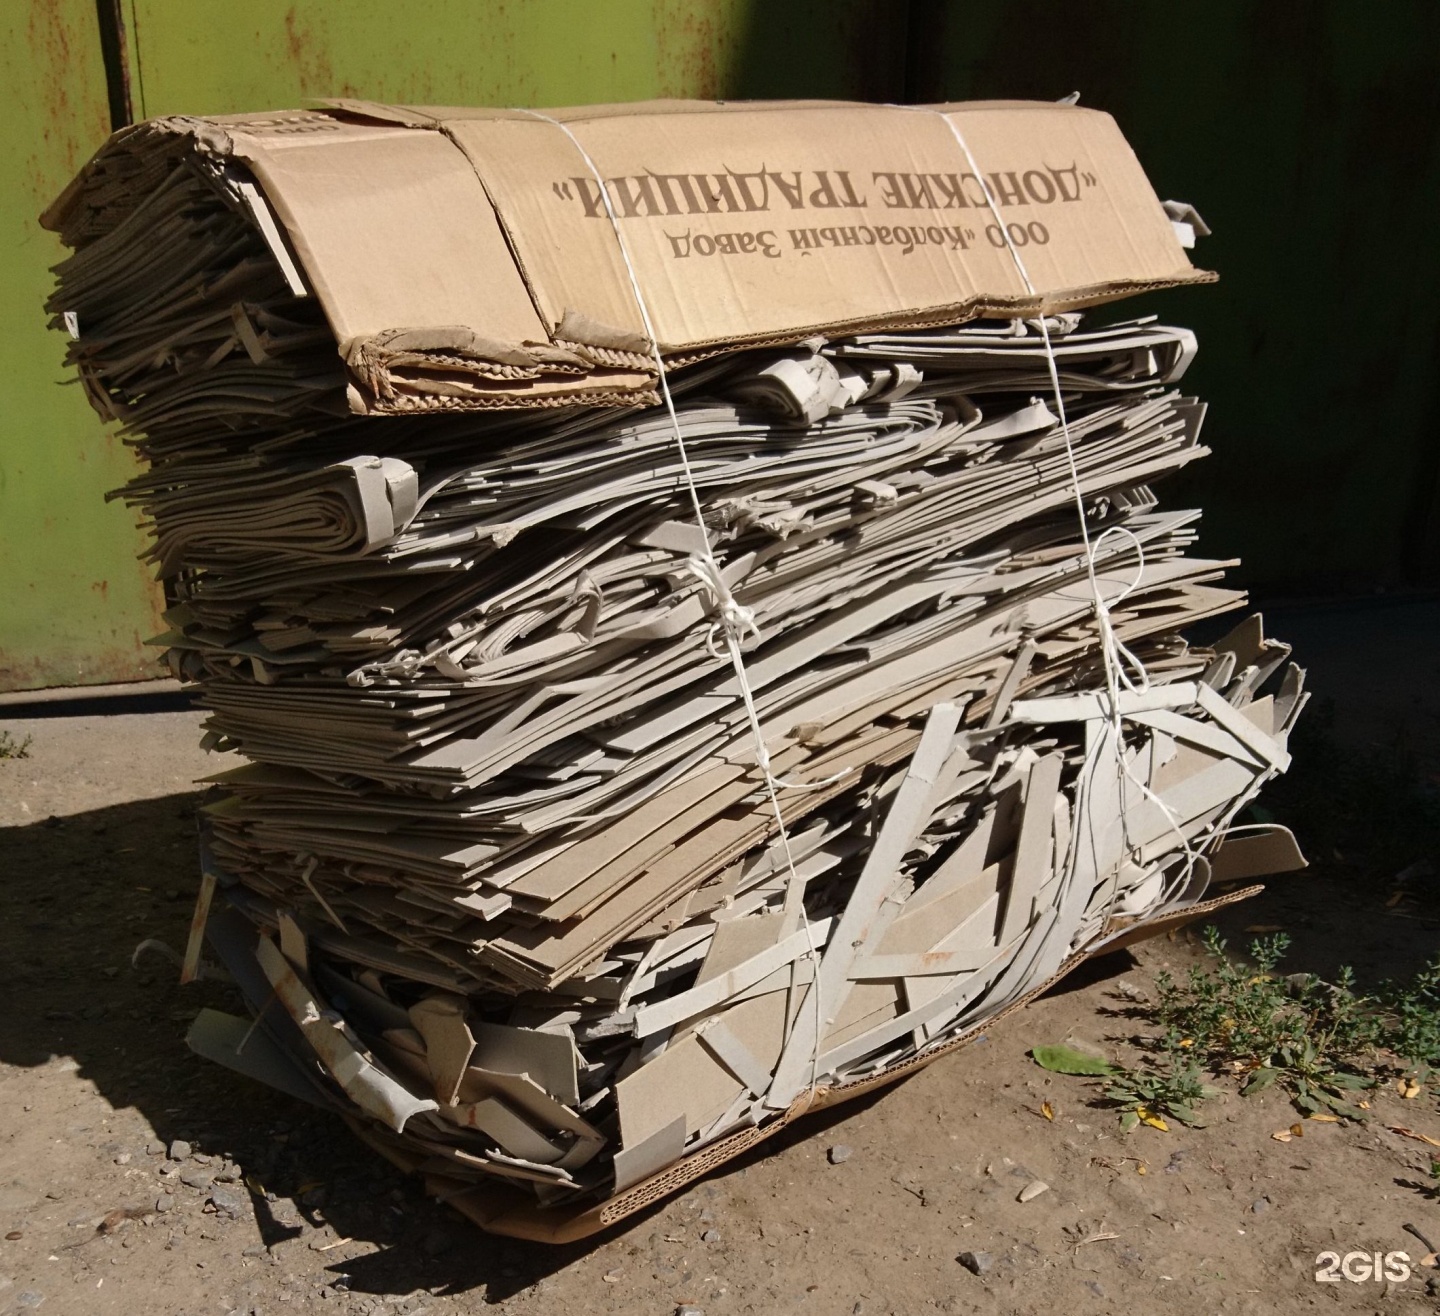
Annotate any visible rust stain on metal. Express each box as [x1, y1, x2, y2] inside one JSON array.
[[282, 5, 337, 98], [654, 0, 737, 101], [0, 638, 162, 694], [22, 0, 110, 198]]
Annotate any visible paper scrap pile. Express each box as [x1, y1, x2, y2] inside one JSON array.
[[44, 102, 1306, 1233]]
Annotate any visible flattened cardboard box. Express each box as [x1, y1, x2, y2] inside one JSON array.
[[45, 98, 1212, 413]]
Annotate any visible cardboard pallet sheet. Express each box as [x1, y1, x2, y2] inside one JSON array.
[[43, 98, 1304, 1241]]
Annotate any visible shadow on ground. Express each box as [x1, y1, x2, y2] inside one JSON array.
[[0, 790, 590, 1302]]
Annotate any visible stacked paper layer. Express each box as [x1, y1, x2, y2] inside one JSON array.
[[46, 129, 1305, 1225]]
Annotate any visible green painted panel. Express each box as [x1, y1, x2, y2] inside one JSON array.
[[0, 0, 167, 691], [124, 0, 753, 116], [908, 0, 1440, 594], [122, 0, 907, 121]]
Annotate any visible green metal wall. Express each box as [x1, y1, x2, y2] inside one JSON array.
[[0, 0, 167, 691], [4, 1, 1435, 691], [122, 0, 752, 115], [904, 0, 1440, 598]]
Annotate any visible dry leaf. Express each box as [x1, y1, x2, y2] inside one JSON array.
[[1359, 1100, 1371, 1109], [1041, 1100, 1055, 1121], [1398, 1076, 1422, 1099], [1289, 1123, 1304, 1137], [1305, 1113, 1341, 1123], [1270, 1129, 1292, 1142], [1244, 924, 1284, 933], [1390, 1125, 1440, 1148], [1421, 1252, 1438, 1269]]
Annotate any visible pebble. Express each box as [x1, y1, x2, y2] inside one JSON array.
[[676, 1307, 705, 1316], [180, 1169, 216, 1190], [1250, 1197, 1271, 1214], [16, 1291, 43, 1309], [146, 1141, 165, 1158], [114, 1152, 131, 1166], [1084, 1280, 1106, 1298], [154, 1194, 175, 1214], [827, 1144, 853, 1165], [168, 1140, 192, 1162], [957, 1250, 993, 1276], [1017, 1180, 1050, 1203], [700, 1229, 721, 1244], [421, 1229, 454, 1258], [209, 1187, 246, 1219]]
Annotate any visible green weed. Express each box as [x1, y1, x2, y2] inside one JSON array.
[[1154, 926, 1378, 1118], [1382, 955, 1440, 1074], [1104, 1050, 1221, 1131], [0, 730, 32, 760], [1038, 927, 1440, 1130]]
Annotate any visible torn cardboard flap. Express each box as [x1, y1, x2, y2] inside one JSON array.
[[45, 98, 1210, 413]]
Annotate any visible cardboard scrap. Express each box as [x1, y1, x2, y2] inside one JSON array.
[[46, 96, 1303, 1239]]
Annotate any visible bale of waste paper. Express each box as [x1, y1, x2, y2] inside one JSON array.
[[43, 98, 1305, 1240]]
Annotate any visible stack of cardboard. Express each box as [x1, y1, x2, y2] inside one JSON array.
[[44, 99, 1306, 1239]]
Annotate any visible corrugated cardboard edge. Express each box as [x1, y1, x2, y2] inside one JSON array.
[[346, 882, 1262, 1243]]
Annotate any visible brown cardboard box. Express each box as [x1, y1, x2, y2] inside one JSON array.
[[45, 98, 1212, 413]]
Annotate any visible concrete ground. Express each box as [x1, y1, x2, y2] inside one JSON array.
[[0, 595, 1436, 1316]]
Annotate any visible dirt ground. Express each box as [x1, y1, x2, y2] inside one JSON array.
[[1, 597, 1438, 1316]]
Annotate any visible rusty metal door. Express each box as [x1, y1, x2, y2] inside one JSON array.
[[0, 1, 167, 692]]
